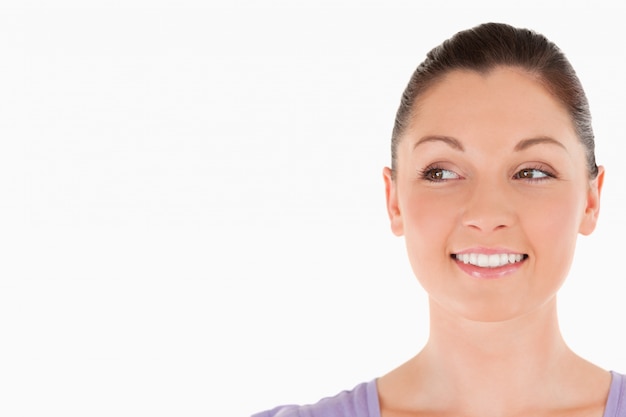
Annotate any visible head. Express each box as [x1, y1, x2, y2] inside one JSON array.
[[390, 22, 598, 181], [383, 23, 604, 322]]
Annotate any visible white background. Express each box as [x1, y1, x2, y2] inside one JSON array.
[[1, 1, 625, 416]]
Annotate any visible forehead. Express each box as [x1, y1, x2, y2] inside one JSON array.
[[404, 66, 577, 146]]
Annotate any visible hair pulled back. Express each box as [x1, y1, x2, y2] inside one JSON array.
[[391, 22, 598, 179]]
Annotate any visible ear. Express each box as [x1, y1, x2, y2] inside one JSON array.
[[579, 165, 605, 236], [383, 167, 404, 236]]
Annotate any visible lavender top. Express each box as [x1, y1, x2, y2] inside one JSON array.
[[253, 371, 626, 417]]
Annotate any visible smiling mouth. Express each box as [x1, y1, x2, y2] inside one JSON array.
[[451, 253, 529, 268]]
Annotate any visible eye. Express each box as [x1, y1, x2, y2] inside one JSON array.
[[513, 168, 554, 181], [420, 166, 461, 182]]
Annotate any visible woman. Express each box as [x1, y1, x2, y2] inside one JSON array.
[[253, 22, 623, 417]]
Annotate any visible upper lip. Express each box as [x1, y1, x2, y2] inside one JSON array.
[[453, 247, 526, 255]]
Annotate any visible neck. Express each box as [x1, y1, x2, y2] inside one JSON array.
[[382, 296, 606, 417], [422, 297, 569, 398]]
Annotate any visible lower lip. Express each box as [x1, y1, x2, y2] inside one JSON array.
[[454, 257, 526, 279]]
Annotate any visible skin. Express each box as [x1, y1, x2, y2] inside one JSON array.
[[380, 66, 606, 417]]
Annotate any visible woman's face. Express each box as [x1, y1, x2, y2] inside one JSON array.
[[384, 66, 604, 322]]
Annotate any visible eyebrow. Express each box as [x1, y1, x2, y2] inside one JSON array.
[[412, 135, 567, 152], [513, 136, 567, 151], [412, 135, 465, 151]]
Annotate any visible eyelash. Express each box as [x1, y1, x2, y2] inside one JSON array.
[[418, 165, 460, 182], [512, 166, 557, 182], [418, 165, 557, 182]]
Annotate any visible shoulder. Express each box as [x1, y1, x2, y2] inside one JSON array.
[[606, 371, 626, 417], [251, 380, 379, 417]]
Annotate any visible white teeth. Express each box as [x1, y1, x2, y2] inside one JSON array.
[[455, 253, 525, 268]]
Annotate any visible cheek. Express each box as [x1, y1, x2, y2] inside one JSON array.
[[525, 188, 584, 241], [400, 191, 460, 269], [403, 190, 460, 234], [522, 190, 584, 275]]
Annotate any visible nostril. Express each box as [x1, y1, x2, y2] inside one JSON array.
[[465, 222, 510, 232], [462, 208, 514, 232]]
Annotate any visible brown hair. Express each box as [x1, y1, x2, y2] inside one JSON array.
[[390, 22, 598, 179]]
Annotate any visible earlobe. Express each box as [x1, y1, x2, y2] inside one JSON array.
[[579, 165, 605, 236], [383, 167, 404, 236]]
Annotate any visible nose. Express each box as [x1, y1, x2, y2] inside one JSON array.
[[461, 179, 516, 233]]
